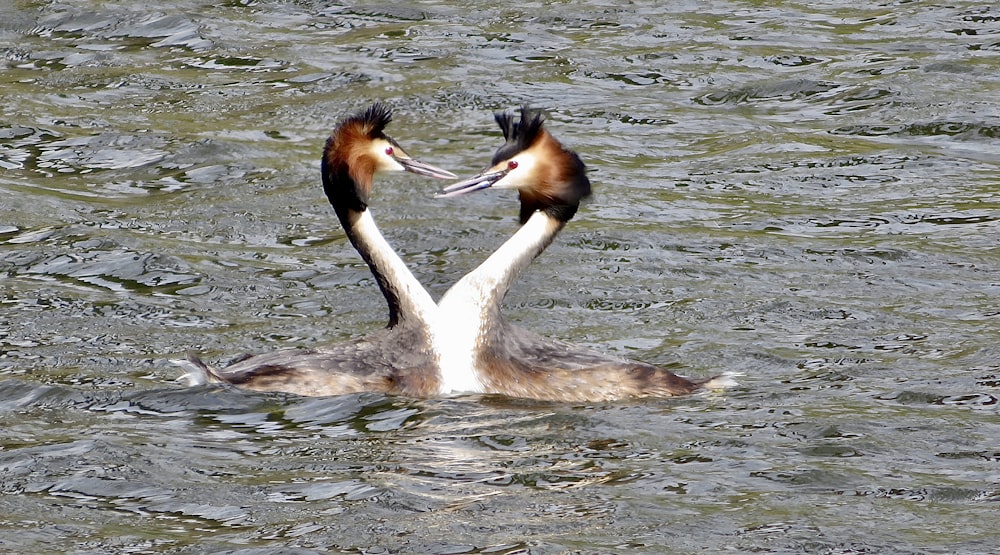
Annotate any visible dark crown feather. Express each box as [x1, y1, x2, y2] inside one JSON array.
[[341, 101, 393, 138], [491, 105, 546, 165]]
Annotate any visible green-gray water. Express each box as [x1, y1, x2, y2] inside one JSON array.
[[2, 1, 998, 553]]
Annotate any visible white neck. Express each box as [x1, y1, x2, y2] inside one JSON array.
[[353, 209, 438, 325], [432, 211, 562, 394], [347, 209, 562, 397]]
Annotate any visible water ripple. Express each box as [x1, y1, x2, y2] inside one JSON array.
[[2, 1, 999, 553]]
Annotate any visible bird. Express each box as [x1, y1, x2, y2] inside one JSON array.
[[176, 102, 457, 397], [434, 106, 736, 402]]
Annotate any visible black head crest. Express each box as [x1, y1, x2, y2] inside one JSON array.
[[491, 105, 546, 165], [342, 102, 393, 139]]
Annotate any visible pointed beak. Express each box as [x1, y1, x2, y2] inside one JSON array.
[[397, 157, 457, 180], [434, 168, 511, 198]]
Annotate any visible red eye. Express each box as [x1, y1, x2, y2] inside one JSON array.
[[385, 147, 394, 156], [508, 160, 518, 170]]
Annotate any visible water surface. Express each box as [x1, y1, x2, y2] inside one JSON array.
[[2, 1, 998, 553]]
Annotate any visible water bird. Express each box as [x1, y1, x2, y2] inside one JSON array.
[[177, 102, 456, 396], [435, 106, 735, 401]]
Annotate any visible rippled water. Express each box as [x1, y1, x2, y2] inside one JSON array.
[[2, 1, 998, 553]]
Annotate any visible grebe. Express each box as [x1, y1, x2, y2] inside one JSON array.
[[178, 103, 456, 396], [436, 106, 734, 402]]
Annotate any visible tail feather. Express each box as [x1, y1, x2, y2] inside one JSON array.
[[172, 353, 225, 386], [700, 371, 741, 391]]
